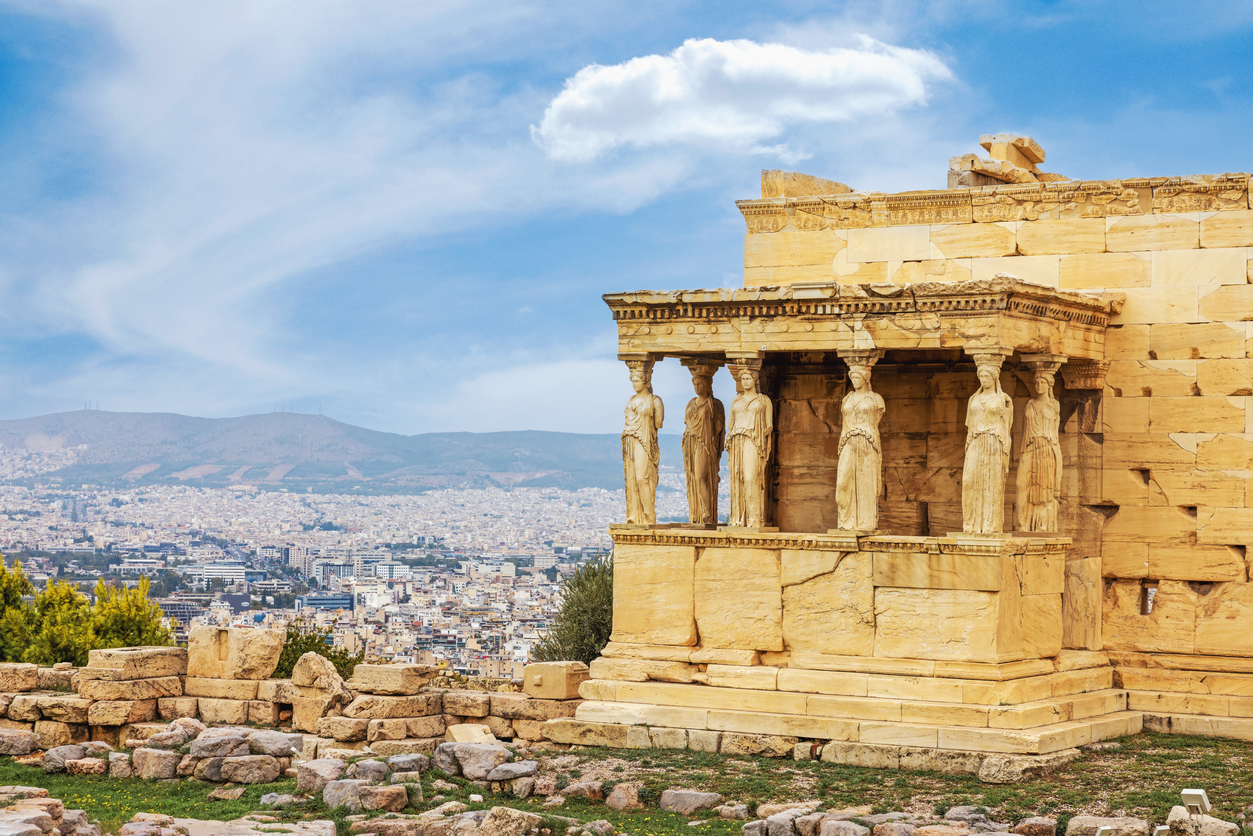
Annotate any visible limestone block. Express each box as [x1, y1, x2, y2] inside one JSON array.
[[600, 641, 694, 662], [82, 647, 187, 681], [0, 665, 38, 693], [445, 723, 496, 743], [489, 693, 579, 721], [1103, 579, 1196, 653], [258, 679, 300, 703], [78, 676, 182, 701], [197, 698, 251, 725], [1105, 324, 1151, 360], [1107, 215, 1198, 252], [1196, 507, 1253, 544], [543, 718, 630, 747], [343, 693, 441, 720], [689, 648, 759, 665], [846, 225, 929, 262], [184, 677, 260, 700], [1152, 396, 1246, 432], [776, 669, 869, 697], [1149, 545, 1247, 582], [875, 588, 1010, 663], [1021, 595, 1063, 658], [33, 697, 90, 724], [1196, 582, 1253, 656], [611, 544, 698, 646], [1102, 434, 1196, 469], [1197, 359, 1253, 396], [971, 255, 1060, 286], [157, 697, 198, 720], [346, 664, 433, 696], [34, 720, 87, 748], [522, 661, 589, 699], [872, 552, 1002, 591], [1106, 360, 1197, 397], [588, 656, 696, 683], [317, 717, 369, 742], [87, 700, 156, 727], [720, 732, 797, 757], [1154, 247, 1247, 287], [782, 553, 873, 656], [1115, 288, 1199, 324], [575, 702, 647, 725], [695, 547, 783, 651], [930, 223, 1016, 259], [1060, 252, 1150, 289], [249, 700, 280, 725], [702, 665, 778, 690], [1200, 210, 1253, 248], [1101, 505, 1196, 546], [441, 691, 489, 717], [186, 625, 284, 680], [746, 228, 847, 269], [1017, 219, 1106, 255], [1102, 545, 1149, 579], [1199, 284, 1253, 321], [1196, 433, 1253, 470], [1148, 469, 1244, 507], [1017, 554, 1065, 596]]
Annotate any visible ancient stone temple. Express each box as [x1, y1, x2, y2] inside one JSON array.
[[548, 135, 1253, 772]]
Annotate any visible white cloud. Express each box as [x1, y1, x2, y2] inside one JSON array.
[[532, 36, 951, 161]]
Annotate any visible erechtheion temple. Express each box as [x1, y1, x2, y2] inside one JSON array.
[[550, 135, 1253, 773]]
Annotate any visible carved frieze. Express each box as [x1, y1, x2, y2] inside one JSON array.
[[1152, 174, 1249, 213]]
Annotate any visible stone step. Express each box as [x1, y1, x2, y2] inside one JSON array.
[[582, 665, 1115, 709], [546, 710, 1143, 755], [578, 688, 1127, 732], [1142, 712, 1253, 741], [1116, 666, 1253, 698], [1109, 651, 1253, 675], [1126, 690, 1253, 717]]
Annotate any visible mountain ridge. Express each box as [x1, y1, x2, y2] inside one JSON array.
[[0, 410, 680, 491]]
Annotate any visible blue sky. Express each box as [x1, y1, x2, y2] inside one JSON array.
[[1, 1, 1252, 434]]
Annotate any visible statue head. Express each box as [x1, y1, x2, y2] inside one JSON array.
[[736, 366, 758, 393], [1034, 369, 1056, 397], [848, 364, 872, 391], [627, 361, 653, 394], [692, 373, 712, 398], [974, 359, 1002, 393]]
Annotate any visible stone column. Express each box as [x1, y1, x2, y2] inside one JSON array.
[[619, 354, 664, 525], [835, 349, 885, 532], [724, 354, 773, 529], [1016, 354, 1067, 532], [679, 359, 725, 526], [961, 348, 1014, 535]]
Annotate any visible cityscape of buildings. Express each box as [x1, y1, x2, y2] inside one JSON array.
[[0, 447, 694, 677]]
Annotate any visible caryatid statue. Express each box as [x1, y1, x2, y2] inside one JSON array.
[[1016, 356, 1066, 532], [621, 359, 664, 525], [681, 361, 725, 525], [962, 351, 1014, 534], [836, 353, 885, 531], [727, 362, 772, 528]]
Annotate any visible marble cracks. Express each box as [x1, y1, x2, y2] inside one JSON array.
[[682, 361, 725, 526], [621, 359, 663, 525]]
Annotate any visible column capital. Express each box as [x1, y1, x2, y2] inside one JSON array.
[[837, 349, 885, 367], [964, 346, 1014, 362], [680, 357, 723, 374], [1061, 360, 1109, 390], [1020, 353, 1069, 372], [618, 352, 657, 364]]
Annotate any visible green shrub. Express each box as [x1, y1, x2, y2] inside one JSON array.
[[530, 554, 613, 664], [272, 620, 365, 679]]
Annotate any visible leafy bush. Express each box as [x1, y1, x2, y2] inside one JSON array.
[[272, 620, 365, 679], [531, 553, 613, 664]]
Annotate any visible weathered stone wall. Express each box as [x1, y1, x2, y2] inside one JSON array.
[[737, 174, 1253, 661]]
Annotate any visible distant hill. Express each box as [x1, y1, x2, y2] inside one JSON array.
[[0, 410, 682, 491]]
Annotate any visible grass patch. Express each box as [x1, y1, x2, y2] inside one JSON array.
[[0, 732, 1251, 836]]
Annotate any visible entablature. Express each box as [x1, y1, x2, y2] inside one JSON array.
[[604, 277, 1118, 362]]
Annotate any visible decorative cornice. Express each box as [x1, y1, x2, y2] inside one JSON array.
[[604, 278, 1114, 328], [610, 530, 1071, 554], [735, 173, 1249, 230]]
